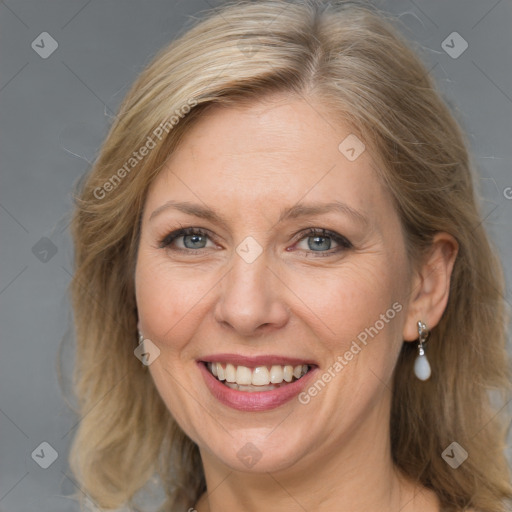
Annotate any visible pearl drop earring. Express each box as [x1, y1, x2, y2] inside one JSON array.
[[414, 321, 431, 381]]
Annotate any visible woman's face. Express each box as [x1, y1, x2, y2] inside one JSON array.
[[135, 94, 413, 474]]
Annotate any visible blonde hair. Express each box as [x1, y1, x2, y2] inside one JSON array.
[[69, 1, 512, 511]]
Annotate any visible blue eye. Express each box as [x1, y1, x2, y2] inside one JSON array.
[[295, 228, 352, 255], [159, 227, 352, 256], [160, 228, 214, 250], [306, 235, 332, 251], [182, 233, 207, 249]]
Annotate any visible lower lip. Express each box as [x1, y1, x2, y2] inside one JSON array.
[[198, 362, 318, 412]]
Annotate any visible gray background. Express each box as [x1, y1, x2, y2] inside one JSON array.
[[1, 0, 511, 511]]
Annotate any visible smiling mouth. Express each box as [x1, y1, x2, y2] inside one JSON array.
[[204, 362, 312, 392]]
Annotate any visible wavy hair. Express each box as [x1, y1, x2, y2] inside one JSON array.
[[69, 1, 512, 510]]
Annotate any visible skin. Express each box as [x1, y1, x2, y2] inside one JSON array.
[[135, 94, 458, 512]]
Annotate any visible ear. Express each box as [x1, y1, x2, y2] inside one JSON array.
[[402, 232, 458, 342]]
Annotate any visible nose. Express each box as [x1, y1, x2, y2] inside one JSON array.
[[214, 253, 289, 337]]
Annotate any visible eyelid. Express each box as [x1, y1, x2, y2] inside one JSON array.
[[158, 226, 352, 254], [158, 227, 217, 249], [292, 227, 352, 253]]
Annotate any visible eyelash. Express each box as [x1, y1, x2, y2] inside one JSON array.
[[159, 227, 211, 250], [158, 227, 352, 257], [294, 227, 353, 256]]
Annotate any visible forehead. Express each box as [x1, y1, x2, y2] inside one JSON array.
[[145, 94, 393, 226]]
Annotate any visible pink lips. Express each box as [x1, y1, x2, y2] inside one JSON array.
[[197, 355, 318, 412]]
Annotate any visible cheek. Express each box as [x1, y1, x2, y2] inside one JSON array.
[[135, 253, 218, 439], [288, 259, 403, 352], [135, 252, 219, 351], [290, 262, 406, 420]]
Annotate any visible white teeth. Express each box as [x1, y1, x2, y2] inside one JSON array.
[[207, 362, 310, 389], [252, 366, 270, 386], [236, 365, 252, 385], [225, 363, 236, 383], [270, 365, 284, 384], [216, 363, 226, 381]]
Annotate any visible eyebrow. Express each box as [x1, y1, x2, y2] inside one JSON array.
[[149, 200, 226, 225], [149, 199, 368, 226], [278, 201, 368, 226]]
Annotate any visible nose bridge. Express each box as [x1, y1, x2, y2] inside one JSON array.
[[215, 249, 288, 334]]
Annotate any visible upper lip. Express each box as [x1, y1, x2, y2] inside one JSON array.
[[199, 353, 318, 368]]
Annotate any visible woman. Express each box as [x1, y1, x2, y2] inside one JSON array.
[[69, 1, 512, 511]]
